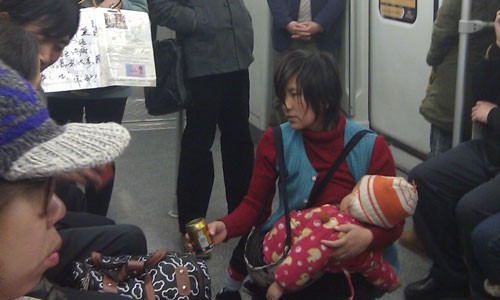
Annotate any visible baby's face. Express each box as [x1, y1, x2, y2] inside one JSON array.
[[340, 182, 361, 212]]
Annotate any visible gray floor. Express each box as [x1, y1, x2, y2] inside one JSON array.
[[108, 98, 432, 300]]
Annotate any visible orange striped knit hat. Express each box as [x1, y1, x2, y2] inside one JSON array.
[[344, 175, 418, 228]]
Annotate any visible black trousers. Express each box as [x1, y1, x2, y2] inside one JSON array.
[[46, 215, 147, 287], [409, 140, 500, 296], [176, 70, 254, 232], [47, 96, 127, 216]]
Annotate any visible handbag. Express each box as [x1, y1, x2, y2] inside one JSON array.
[[244, 127, 370, 288], [144, 23, 191, 115], [72, 249, 211, 300]]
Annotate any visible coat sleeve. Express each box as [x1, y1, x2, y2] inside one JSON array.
[[311, 0, 345, 33], [147, 0, 196, 34], [221, 128, 279, 238], [476, 43, 500, 132], [426, 0, 461, 66], [267, 0, 294, 29]]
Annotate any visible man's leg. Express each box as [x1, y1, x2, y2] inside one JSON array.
[[177, 75, 221, 232], [457, 176, 500, 298], [84, 97, 128, 216], [405, 141, 490, 299], [217, 70, 254, 213]]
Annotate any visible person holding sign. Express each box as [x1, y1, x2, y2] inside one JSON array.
[[45, 0, 148, 217]]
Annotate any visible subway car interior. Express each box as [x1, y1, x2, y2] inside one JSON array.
[[41, 0, 495, 299]]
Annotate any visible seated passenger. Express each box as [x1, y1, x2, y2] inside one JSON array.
[[264, 175, 417, 300], [0, 59, 137, 299], [404, 10, 500, 300], [0, 4, 148, 293], [186, 49, 401, 299]]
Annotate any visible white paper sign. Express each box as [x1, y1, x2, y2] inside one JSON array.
[[41, 7, 156, 92]]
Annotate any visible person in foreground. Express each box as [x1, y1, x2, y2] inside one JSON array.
[[0, 59, 133, 299], [264, 175, 417, 300], [186, 49, 401, 299], [404, 10, 500, 300]]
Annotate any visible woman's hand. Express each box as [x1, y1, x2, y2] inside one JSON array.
[[99, 0, 122, 9], [267, 282, 284, 300], [56, 167, 103, 187], [320, 224, 373, 260], [183, 221, 228, 252], [471, 101, 497, 124], [207, 221, 228, 245]]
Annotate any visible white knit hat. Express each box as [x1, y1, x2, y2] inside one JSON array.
[[343, 175, 418, 228], [0, 60, 130, 180]]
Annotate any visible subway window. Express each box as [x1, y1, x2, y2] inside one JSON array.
[[379, 0, 417, 24]]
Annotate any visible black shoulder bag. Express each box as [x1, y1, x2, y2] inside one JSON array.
[[143, 21, 192, 115]]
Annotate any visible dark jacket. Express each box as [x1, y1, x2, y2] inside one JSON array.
[[473, 43, 500, 166], [419, 0, 500, 135], [148, 0, 254, 79], [267, 0, 345, 54]]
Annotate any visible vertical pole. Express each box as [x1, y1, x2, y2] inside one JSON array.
[[168, 110, 183, 218], [452, 0, 472, 146]]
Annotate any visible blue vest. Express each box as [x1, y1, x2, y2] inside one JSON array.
[[262, 120, 399, 275]]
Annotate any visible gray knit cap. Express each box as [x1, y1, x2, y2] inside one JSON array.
[[0, 59, 130, 180]]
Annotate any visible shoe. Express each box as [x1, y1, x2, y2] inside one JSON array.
[[399, 228, 427, 257], [404, 275, 470, 300], [242, 280, 267, 298], [485, 279, 500, 297], [215, 288, 242, 300]]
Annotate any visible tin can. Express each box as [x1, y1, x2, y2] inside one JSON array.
[[185, 218, 214, 254]]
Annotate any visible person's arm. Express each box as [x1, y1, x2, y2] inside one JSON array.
[[426, 0, 461, 66], [471, 11, 500, 131], [220, 128, 279, 238], [147, 0, 197, 34], [321, 135, 401, 257], [267, 0, 294, 29]]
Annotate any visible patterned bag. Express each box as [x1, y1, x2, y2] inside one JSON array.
[[72, 249, 211, 300]]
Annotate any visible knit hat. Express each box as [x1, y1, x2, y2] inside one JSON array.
[[0, 59, 130, 181], [342, 175, 418, 228]]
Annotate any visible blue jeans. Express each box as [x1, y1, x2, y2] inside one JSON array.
[[472, 213, 500, 287], [429, 125, 452, 157]]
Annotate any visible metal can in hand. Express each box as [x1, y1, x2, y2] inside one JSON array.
[[185, 218, 214, 255]]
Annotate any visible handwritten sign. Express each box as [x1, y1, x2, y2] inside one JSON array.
[[42, 8, 156, 92]]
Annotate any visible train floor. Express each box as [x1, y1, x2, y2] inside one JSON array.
[[109, 97, 435, 300]]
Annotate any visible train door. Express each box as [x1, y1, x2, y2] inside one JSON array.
[[367, 0, 439, 171]]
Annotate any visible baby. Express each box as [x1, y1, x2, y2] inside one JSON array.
[[263, 175, 418, 299]]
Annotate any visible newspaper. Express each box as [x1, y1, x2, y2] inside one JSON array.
[[41, 7, 156, 92]]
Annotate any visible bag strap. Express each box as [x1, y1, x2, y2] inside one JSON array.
[[307, 129, 370, 207], [273, 126, 293, 250]]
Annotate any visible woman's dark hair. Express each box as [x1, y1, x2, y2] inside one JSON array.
[[274, 49, 343, 130], [0, 20, 39, 81], [0, 0, 80, 40]]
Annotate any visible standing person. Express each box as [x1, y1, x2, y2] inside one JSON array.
[[399, 0, 500, 255], [190, 50, 400, 300], [147, 1, 255, 237], [0, 60, 134, 300], [404, 10, 500, 299], [267, 0, 345, 126], [45, 0, 149, 217], [0, 0, 148, 291]]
